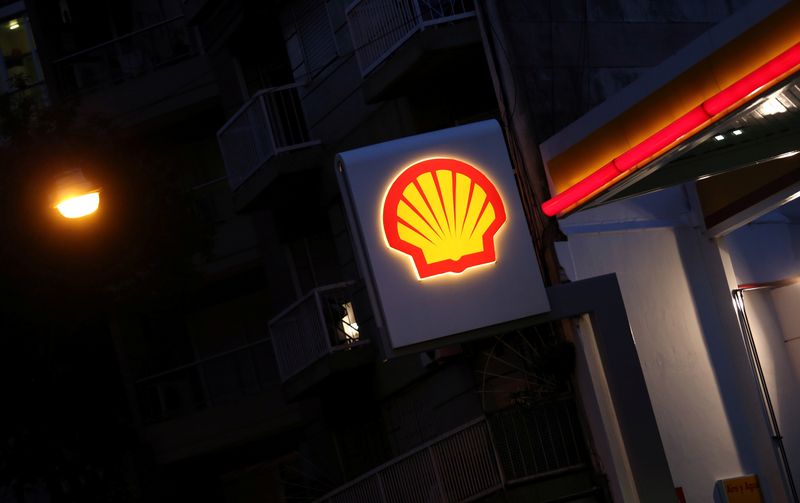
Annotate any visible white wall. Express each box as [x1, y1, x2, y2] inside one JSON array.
[[556, 187, 787, 502], [772, 284, 800, 382], [724, 217, 800, 285], [722, 210, 800, 496], [572, 315, 639, 503], [738, 287, 800, 494]]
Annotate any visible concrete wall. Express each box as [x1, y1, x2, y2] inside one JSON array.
[[279, 0, 383, 146], [725, 218, 800, 286], [772, 284, 800, 384], [497, 0, 753, 141], [77, 56, 218, 126], [555, 187, 787, 502], [722, 207, 800, 495], [382, 361, 482, 456], [738, 287, 800, 493]]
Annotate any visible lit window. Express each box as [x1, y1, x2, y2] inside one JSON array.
[[0, 15, 44, 99], [339, 302, 360, 343]]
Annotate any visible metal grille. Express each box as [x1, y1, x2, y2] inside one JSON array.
[[280, 454, 342, 502], [54, 16, 196, 95], [346, 0, 475, 76], [417, 0, 473, 21], [489, 399, 586, 481], [382, 449, 442, 503], [314, 401, 586, 503], [264, 86, 313, 149], [432, 422, 499, 502], [269, 282, 364, 381], [217, 84, 318, 190], [330, 476, 383, 503]]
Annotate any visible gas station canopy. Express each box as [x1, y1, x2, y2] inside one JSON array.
[[540, 0, 800, 228]]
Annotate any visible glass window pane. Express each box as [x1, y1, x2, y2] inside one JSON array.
[[0, 16, 39, 87], [0, 17, 32, 58]]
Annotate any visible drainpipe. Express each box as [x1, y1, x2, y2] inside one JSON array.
[[732, 278, 800, 503], [473, 0, 563, 286]]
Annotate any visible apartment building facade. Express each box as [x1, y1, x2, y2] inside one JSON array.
[[203, 1, 603, 501], [188, 0, 759, 502]]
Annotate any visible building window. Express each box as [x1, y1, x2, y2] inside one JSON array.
[[337, 301, 359, 343], [0, 14, 44, 97]]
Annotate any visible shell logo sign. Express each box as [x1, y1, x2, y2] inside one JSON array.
[[336, 120, 549, 352], [382, 158, 506, 279]]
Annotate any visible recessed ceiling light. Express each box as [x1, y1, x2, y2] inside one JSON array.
[[714, 134, 725, 141], [758, 98, 788, 116], [7, 19, 19, 30], [785, 190, 800, 205], [774, 150, 799, 160], [732, 129, 743, 135]]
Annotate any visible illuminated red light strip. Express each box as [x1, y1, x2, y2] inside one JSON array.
[[542, 41, 800, 217]]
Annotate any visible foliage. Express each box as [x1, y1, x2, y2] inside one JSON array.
[[0, 85, 212, 318], [0, 321, 139, 503], [478, 326, 576, 412], [0, 82, 214, 501], [507, 339, 576, 408]]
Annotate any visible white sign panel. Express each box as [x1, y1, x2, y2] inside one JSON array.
[[337, 120, 549, 350]]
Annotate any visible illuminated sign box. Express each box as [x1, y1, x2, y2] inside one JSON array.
[[337, 120, 549, 351], [715, 475, 763, 503]]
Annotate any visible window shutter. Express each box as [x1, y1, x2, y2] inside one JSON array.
[[294, 0, 337, 76]]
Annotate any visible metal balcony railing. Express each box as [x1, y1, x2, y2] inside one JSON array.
[[134, 338, 277, 423], [345, 0, 475, 76], [269, 282, 367, 382], [53, 16, 197, 96], [314, 399, 587, 503], [217, 83, 320, 190]]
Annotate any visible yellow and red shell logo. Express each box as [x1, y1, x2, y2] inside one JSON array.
[[382, 158, 507, 279]]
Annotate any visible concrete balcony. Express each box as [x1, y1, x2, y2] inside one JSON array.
[[269, 282, 373, 397], [135, 338, 316, 463], [314, 399, 600, 503], [180, 0, 219, 22], [345, 0, 480, 101], [52, 16, 217, 125], [182, 0, 244, 50], [217, 84, 322, 208]]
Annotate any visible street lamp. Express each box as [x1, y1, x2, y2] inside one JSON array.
[[53, 169, 100, 219]]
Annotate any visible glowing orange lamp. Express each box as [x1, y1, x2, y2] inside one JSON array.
[[53, 169, 100, 219], [382, 158, 506, 279]]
